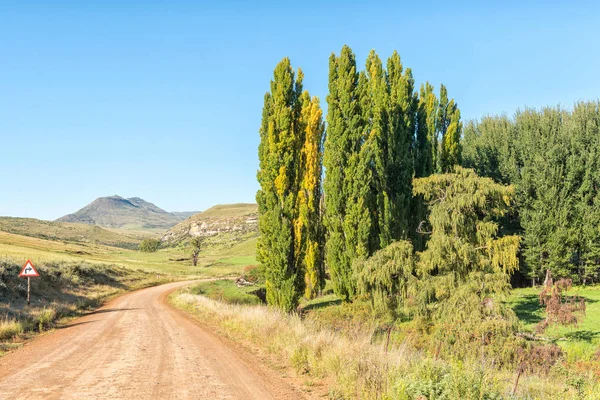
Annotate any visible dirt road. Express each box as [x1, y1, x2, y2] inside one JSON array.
[[0, 281, 308, 400]]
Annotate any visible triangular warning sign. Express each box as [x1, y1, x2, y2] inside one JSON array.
[[19, 260, 40, 277]]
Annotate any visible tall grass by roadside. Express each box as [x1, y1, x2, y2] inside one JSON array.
[[171, 291, 600, 400], [0, 318, 23, 341]]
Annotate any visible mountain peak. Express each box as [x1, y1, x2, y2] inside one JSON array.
[[56, 196, 196, 230]]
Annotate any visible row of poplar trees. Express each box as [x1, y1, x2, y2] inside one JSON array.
[[257, 45, 462, 311]]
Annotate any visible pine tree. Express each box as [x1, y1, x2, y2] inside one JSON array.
[[256, 57, 305, 312], [324, 45, 365, 300], [296, 92, 325, 299]]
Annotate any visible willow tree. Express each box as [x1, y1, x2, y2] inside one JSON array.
[[296, 92, 325, 299], [413, 167, 520, 320], [412, 167, 521, 359], [256, 57, 305, 311], [357, 168, 520, 319]]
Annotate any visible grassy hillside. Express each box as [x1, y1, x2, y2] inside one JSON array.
[[0, 258, 167, 354], [162, 203, 258, 249], [57, 195, 193, 230], [0, 217, 143, 249], [0, 203, 259, 358], [0, 229, 255, 278]]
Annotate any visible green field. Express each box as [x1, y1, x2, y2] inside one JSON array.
[[509, 286, 600, 361], [187, 279, 263, 305], [0, 230, 256, 278]]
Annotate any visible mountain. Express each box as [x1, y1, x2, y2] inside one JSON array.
[[161, 203, 258, 247], [56, 195, 197, 230], [0, 217, 143, 249]]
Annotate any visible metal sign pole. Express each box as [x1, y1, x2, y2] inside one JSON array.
[[27, 276, 31, 306]]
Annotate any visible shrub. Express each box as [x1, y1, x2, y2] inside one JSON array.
[[139, 238, 161, 253], [243, 264, 265, 284], [35, 307, 57, 332], [0, 318, 23, 340]]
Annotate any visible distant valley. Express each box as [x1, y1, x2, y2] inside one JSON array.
[[0, 197, 258, 252]]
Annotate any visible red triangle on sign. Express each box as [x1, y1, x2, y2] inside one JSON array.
[[19, 260, 40, 277]]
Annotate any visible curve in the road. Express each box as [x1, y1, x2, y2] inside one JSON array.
[[0, 281, 307, 400]]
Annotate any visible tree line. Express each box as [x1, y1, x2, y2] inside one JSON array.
[[463, 102, 600, 285], [254, 45, 596, 381], [256, 45, 462, 311]]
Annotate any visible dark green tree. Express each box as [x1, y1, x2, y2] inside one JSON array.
[[414, 82, 436, 178], [323, 45, 366, 301], [462, 102, 600, 284], [411, 83, 438, 250], [139, 238, 160, 253], [385, 51, 415, 243]]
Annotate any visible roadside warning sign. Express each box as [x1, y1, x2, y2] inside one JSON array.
[[19, 260, 40, 277]]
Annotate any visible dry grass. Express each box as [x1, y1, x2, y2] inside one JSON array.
[[172, 291, 600, 399], [0, 318, 23, 341], [0, 258, 169, 352]]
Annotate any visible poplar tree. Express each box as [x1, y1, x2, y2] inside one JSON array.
[[386, 51, 415, 242], [411, 83, 437, 248], [361, 50, 415, 250], [437, 84, 462, 172], [415, 82, 437, 177], [296, 92, 325, 299], [364, 50, 389, 248], [256, 57, 305, 312], [324, 45, 365, 300]]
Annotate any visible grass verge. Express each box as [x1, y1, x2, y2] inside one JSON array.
[[0, 258, 169, 355], [188, 279, 263, 305], [170, 289, 600, 399]]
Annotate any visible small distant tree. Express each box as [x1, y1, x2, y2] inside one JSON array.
[[139, 238, 160, 253], [190, 237, 203, 267]]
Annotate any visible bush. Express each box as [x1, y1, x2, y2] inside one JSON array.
[[243, 264, 265, 284], [35, 307, 57, 332], [0, 318, 23, 340], [139, 238, 161, 253]]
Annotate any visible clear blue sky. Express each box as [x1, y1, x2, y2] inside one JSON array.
[[1, 1, 599, 220]]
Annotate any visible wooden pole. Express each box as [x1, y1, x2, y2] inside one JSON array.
[[27, 276, 31, 306]]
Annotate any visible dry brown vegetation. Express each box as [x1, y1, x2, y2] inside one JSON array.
[[172, 289, 600, 399]]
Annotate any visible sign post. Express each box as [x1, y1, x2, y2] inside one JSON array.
[[19, 260, 40, 305]]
